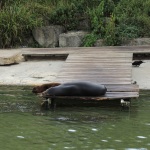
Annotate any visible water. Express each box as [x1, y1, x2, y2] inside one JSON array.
[[0, 86, 150, 150]]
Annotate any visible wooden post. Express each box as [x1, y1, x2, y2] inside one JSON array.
[[50, 98, 56, 110]]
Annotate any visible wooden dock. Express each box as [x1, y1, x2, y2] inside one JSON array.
[[52, 50, 139, 101], [22, 46, 142, 101]]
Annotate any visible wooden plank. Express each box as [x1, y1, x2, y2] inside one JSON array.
[[44, 92, 139, 101], [105, 84, 139, 92], [63, 64, 132, 67], [59, 69, 131, 73], [58, 76, 131, 79], [66, 59, 132, 63], [55, 79, 131, 84], [59, 70, 131, 73], [106, 92, 138, 97], [59, 71, 131, 75], [66, 57, 132, 60], [62, 66, 131, 70], [56, 78, 131, 82], [59, 71, 131, 74], [21, 46, 150, 55], [68, 53, 132, 57], [58, 75, 131, 78], [70, 50, 132, 58], [60, 65, 132, 69], [67, 52, 132, 58], [64, 62, 131, 66], [68, 55, 132, 58], [58, 74, 131, 77], [58, 71, 131, 75]]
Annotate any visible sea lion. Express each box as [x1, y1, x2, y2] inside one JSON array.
[[32, 82, 61, 94], [42, 81, 107, 97]]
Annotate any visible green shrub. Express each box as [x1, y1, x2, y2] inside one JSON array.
[[88, 2, 105, 35], [0, 1, 42, 48], [104, 15, 139, 46], [48, 0, 88, 30], [84, 0, 150, 46], [82, 33, 99, 47], [114, 0, 150, 37], [83, 0, 115, 46], [104, 15, 120, 46], [0, 0, 150, 48], [0, 0, 90, 48]]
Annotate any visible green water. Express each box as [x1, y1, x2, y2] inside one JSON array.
[[0, 86, 150, 150]]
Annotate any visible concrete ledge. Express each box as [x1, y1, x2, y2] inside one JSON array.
[[59, 31, 88, 47], [0, 50, 25, 65]]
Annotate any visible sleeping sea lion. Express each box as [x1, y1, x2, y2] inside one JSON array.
[[42, 81, 107, 97]]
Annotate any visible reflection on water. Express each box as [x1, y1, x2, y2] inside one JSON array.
[[0, 86, 150, 150]]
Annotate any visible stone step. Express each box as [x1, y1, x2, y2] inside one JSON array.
[[0, 49, 24, 65]]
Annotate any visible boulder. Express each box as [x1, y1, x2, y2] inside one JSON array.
[[0, 50, 25, 66], [94, 39, 104, 47], [122, 38, 150, 46], [59, 31, 88, 47], [77, 19, 90, 31], [32, 25, 64, 48]]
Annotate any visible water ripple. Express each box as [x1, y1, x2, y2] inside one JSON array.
[[137, 136, 147, 139], [68, 129, 76, 132]]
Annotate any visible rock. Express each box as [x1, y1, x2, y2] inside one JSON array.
[[122, 38, 150, 46], [0, 50, 25, 65], [94, 39, 104, 47], [21, 37, 35, 48], [59, 31, 88, 47], [32, 25, 64, 48], [78, 18, 90, 30]]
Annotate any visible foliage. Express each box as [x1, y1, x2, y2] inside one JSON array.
[[104, 15, 120, 46], [116, 24, 139, 42], [114, 0, 150, 37], [0, 0, 90, 48], [0, 0, 150, 48], [82, 33, 99, 47], [83, 0, 150, 46], [82, 0, 115, 46], [48, 0, 93, 31], [0, 1, 42, 48]]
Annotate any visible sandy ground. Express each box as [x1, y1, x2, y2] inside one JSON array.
[[0, 60, 65, 85]]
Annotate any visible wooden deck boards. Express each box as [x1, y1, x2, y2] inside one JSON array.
[[50, 50, 139, 100], [55, 52, 133, 86]]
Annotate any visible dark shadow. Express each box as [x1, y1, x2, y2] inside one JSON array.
[[23, 54, 68, 61]]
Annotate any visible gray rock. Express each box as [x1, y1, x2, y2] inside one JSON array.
[[78, 19, 90, 30], [0, 50, 25, 65], [122, 38, 150, 46], [32, 25, 64, 48], [94, 39, 104, 47], [59, 31, 88, 47]]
